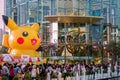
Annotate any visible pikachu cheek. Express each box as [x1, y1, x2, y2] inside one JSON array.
[[31, 39, 37, 45], [17, 37, 24, 44]]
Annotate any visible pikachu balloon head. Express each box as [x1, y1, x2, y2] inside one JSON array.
[[2, 15, 41, 57]]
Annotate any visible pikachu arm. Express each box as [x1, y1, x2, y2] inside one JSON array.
[[2, 34, 12, 53], [2, 34, 10, 48], [8, 48, 12, 54]]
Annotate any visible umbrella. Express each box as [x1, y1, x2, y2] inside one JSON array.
[[0, 54, 15, 62]]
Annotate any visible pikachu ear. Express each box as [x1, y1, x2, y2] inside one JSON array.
[[31, 23, 40, 31], [2, 15, 18, 30]]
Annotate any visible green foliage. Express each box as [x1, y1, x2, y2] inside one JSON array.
[[2, 76, 8, 80], [86, 70, 93, 75], [62, 72, 72, 78], [36, 73, 40, 80], [62, 73, 65, 78], [13, 75, 19, 80], [24, 73, 32, 80], [51, 72, 57, 78], [106, 41, 120, 54], [65, 72, 71, 76], [106, 40, 120, 63], [103, 69, 107, 73]]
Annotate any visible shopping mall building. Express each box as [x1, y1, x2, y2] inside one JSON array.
[[3, 0, 120, 63]]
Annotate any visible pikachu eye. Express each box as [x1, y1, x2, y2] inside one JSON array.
[[22, 31, 28, 37]]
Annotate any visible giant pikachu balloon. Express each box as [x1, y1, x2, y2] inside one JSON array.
[[2, 15, 41, 58]]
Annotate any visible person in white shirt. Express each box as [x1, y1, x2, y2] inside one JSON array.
[[2, 63, 9, 77], [114, 64, 117, 74], [77, 64, 81, 76], [107, 63, 112, 77], [81, 65, 86, 80], [46, 70, 51, 80], [31, 65, 37, 80], [57, 71, 62, 80], [21, 63, 26, 72], [100, 65, 103, 77]]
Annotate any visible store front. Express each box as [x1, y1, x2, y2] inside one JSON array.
[[44, 15, 104, 64]]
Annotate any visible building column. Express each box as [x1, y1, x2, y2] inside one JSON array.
[[107, 7, 110, 43], [85, 23, 89, 44]]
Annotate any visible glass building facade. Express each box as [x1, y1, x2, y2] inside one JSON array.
[[5, 0, 120, 61], [5, 0, 120, 41]]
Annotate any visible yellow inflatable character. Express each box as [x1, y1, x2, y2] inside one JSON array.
[[2, 15, 41, 58]]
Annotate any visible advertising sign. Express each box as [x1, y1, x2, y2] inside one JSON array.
[[50, 22, 58, 44]]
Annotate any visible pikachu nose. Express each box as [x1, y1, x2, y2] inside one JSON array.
[[17, 37, 24, 44], [31, 39, 37, 45]]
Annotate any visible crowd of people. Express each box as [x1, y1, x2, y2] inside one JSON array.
[[0, 62, 119, 80]]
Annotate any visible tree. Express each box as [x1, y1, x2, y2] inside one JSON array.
[[106, 40, 120, 64]]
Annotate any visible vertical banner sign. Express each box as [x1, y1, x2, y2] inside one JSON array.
[[50, 22, 58, 44]]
